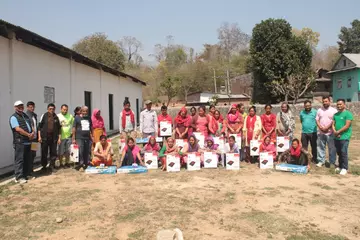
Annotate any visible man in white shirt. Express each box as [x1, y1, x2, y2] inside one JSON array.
[[140, 100, 158, 138], [119, 99, 137, 139]]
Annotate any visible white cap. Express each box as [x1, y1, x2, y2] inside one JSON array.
[[14, 100, 24, 106]]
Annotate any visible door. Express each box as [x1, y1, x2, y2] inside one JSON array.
[[84, 91, 92, 115], [108, 94, 114, 130], [136, 98, 140, 126]]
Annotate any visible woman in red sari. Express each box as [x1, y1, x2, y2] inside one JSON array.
[[260, 104, 276, 142], [174, 107, 191, 139], [191, 106, 210, 138], [208, 106, 225, 137], [226, 104, 243, 136], [243, 106, 262, 162]]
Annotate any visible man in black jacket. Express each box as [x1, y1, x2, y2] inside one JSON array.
[[25, 101, 38, 177], [38, 103, 61, 172]]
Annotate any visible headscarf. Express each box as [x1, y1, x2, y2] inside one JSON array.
[[92, 109, 105, 130], [290, 142, 302, 158], [165, 137, 178, 153], [227, 104, 241, 124], [188, 134, 200, 152], [175, 107, 191, 126], [205, 136, 218, 150], [144, 136, 161, 152]]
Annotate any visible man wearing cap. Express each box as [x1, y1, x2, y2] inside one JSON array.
[[140, 100, 158, 138], [9, 101, 35, 184]]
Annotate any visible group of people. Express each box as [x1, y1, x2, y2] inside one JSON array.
[[9, 96, 353, 184], [9, 100, 113, 184], [119, 97, 353, 174]]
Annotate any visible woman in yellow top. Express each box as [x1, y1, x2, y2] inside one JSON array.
[[237, 103, 248, 119], [91, 135, 114, 166]]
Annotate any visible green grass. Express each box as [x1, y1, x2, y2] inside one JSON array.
[[286, 230, 349, 240], [128, 228, 145, 239]]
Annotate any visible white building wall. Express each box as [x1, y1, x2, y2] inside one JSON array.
[[199, 93, 213, 103], [0, 36, 143, 170]]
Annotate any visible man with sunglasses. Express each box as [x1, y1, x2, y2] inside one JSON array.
[[9, 101, 34, 184], [38, 103, 61, 173]]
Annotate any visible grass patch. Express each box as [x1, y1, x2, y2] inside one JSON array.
[[312, 182, 336, 190], [278, 186, 296, 190], [224, 191, 236, 204], [116, 208, 149, 222], [128, 228, 145, 239], [242, 190, 257, 196], [286, 230, 349, 240], [350, 165, 360, 175]]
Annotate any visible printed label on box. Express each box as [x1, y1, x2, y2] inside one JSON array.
[[276, 136, 290, 152], [187, 153, 201, 171], [175, 139, 188, 151], [259, 152, 274, 169], [250, 140, 261, 156], [70, 144, 79, 163], [226, 153, 240, 170], [144, 152, 158, 169], [166, 155, 181, 172], [213, 137, 225, 153], [203, 151, 218, 168], [160, 121, 172, 137], [193, 132, 205, 148]]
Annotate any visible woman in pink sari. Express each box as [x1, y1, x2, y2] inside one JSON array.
[[243, 106, 262, 162], [174, 107, 191, 139], [260, 104, 276, 142], [259, 136, 277, 161], [118, 138, 145, 167], [227, 104, 244, 136], [191, 106, 209, 138]]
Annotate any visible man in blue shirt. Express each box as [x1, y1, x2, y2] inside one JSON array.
[[9, 100, 35, 184], [299, 100, 317, 163]]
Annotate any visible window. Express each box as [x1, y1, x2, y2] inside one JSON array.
[[343, 59, 346, 67], [337, 80, 342, 89], [347, 77, 352, 88], [44, 86, 55, 103], [136, 98, 140, 126], [108, 94, 114, 130], [84, 91, 92, 115]]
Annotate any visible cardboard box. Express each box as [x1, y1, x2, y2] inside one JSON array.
[[276, 136, 290, 152], [175, 139, 188, 151], [85, 166, 117, 174], [229, 134, 242, 149], [226, 153, 240, 170], [259, 152, 274, 169], [250, 140, 261, 156], [160, 121, 172, 137], [187, 153, 201, 171], [203, 151, 218, 168], [117, 166, 148, 174], [213, 137, 225, 153], [275, 163, 308, 174], [70, 144, 79, 163], [144, 152, 158, 169], [193, 132, 205, 148], [136, 137, 163, 144], [166, 155, 181, 172]]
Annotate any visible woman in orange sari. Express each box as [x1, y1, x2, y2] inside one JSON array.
[[91, 135, 114, 166]]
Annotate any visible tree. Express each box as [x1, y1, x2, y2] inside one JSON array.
[[293, 27, 320, 50], [118, 36, 143, 67], [73, 33, 126, 70], [312, 46, 340, 70], [217, 22, 251, 61], [249, 18, 313, 103], [338, 19, 360, 53], [158, 76, 180, 106]]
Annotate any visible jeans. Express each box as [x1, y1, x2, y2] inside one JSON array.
[[76, 139, 90, 165], [301, 132, 317, 162], [317, 134, 336, 164], [41, 138, 57, 168], [14, 143, 31, 180], [334, 140, 349, 170]]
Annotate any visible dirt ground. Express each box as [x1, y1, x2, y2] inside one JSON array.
[[1, 121, 360, 240]]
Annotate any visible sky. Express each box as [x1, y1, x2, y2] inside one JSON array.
[[1, 0, 359, 64]]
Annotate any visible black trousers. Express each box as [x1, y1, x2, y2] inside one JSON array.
[[301, 132, 317, 162], [41, 138, 57, 168], [14, 143, 31, 180]]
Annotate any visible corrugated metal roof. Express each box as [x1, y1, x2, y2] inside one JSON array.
[[0, 19, 146, 86], [344, 53, 360, 67]]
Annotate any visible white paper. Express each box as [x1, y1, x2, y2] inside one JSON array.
[[187, 153, 201, 171], [250, 140, 261, 156], [80, 120, 90, 131], [160, 121, 172, 137], [166, 155, 181, 172], [70, 144, 79, 163], [229, 134, 242, 149], [226, 153, 240, 170], [193, 132, 205, 148], [276, 136, 290, 152], [259, 152, 274, 169], [203, 151, 218, 168], [144, 152, 158, 169], [213, 137, 225, 153], [175, 139, 187, 151]]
